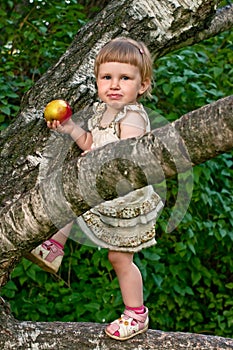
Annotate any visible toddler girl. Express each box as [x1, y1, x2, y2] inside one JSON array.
[[27, 37, 163, 340]]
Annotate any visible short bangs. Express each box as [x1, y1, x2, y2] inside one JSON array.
[[94, 39, 152, 81]]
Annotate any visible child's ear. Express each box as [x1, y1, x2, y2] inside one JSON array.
[[139, 78, 151, 95]]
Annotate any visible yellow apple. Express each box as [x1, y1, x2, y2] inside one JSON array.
[[44, 99, 72, 123]]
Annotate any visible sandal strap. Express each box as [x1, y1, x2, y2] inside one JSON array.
[[42, 240, 56, 250], [105, 307, 149, 340], [41, 240, 64, 262], [123, 309, 147, 323], [107, 323, 119, 334]]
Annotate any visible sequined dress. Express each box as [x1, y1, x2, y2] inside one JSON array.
[[76, 102, 163, 252]]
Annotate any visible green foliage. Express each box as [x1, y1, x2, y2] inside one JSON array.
[[0, 0, 88, 129], [2, 246, 122, 323], [143, 153, 233, 337], [150, 29, 233, 121], [1, 0, 233, 340]]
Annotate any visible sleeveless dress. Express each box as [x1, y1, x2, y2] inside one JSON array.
[[76, 102, 164, 252]]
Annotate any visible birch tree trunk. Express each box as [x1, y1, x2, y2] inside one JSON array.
[[0, 297, 233, 350], [0, 0, 233, 348]]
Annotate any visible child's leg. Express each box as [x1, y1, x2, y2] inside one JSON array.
[[106, 250, 149, 340], [108, 251, 143, 307], [25, 222, 73, 273], [50, 222, 73, 247]]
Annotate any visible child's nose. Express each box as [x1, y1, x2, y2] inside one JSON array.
[[110, 79, 120, 89]]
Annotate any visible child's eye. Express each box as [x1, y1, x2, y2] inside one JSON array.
[[122, 76, 129, 80], [103, 75, 111, 80]]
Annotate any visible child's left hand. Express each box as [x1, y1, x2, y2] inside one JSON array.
[[47, 119, 75, 135]]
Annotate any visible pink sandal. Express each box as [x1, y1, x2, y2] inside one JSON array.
[[105, 307, 149, 341], [25, 240, 64, 274]]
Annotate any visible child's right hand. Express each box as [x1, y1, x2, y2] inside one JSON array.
[[47, 118, 75, 135]]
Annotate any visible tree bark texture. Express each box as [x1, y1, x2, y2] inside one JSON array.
[[0, 0, 233, 347], [0, 298, 233, 350]]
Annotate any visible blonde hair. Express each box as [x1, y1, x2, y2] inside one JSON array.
[[94, 37, 153, 98]]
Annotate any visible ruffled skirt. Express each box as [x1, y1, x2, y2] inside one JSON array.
[[76, 186, 163, 252]]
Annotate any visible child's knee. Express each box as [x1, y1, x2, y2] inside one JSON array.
[[108, 250, 119, 266], [108, 250, 133, 267]]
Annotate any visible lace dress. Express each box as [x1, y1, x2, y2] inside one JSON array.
[[76, 102, 163, 252]]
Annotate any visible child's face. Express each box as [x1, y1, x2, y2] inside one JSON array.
[[96, 62, 150, 111]]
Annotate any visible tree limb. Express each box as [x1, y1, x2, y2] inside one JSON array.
[[160, 3, 233, 55], [198, 3, 233, 41], [0, 297, 232, 350]]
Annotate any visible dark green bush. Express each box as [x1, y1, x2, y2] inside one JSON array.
[[0, 0, 87, 129]]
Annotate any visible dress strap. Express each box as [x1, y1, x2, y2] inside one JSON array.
[[115, 103, 151, 132]]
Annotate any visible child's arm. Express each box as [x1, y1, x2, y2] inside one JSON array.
[[119, 111, 146, 140], [47, 119, 93, 151]]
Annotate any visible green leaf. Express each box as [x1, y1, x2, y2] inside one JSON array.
[[191, 271, 202, 286], [84, 303, 101, 312], [142, 250, 161, 261], [152, 274, 163, 288], [0, 106, 11, 115], [188, 243, 196, 255], [225, 283, 233, 289], [37, 304, 49, 315], [173, 284, 186, 296], [162, 84, 172, 95]]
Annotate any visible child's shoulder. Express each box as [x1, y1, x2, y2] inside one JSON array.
[[118, 103, 146, 117], [116, 103, 149, 125]]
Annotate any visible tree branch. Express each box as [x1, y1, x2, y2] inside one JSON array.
[[0, 298, 232, 350], [201, 4, 233, 39], [160, 4, 233, 55]]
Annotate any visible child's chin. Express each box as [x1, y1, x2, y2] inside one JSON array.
[[108, 101, 128, 110]]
